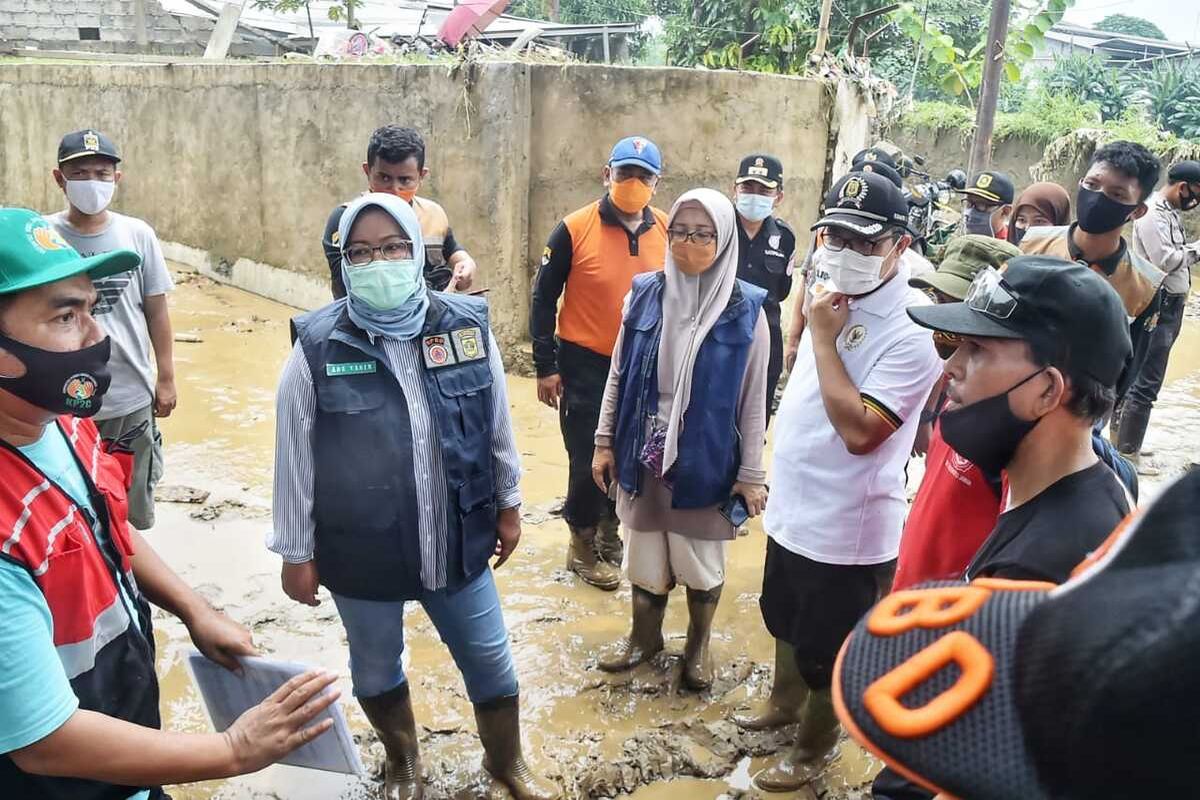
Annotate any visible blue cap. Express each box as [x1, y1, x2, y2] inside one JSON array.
[[609, 136, 662, 175]]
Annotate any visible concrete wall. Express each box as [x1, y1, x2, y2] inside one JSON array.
[[890, 125, 1053, 195], [0, 61, 873, 362]]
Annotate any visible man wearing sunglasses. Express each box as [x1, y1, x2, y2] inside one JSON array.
[[1123, 160, 1200, 468], [750, 171, 942, 792], [871, 255, 1135, 800]]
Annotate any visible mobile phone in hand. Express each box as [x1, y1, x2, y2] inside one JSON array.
[[719, 494, 750, 527]]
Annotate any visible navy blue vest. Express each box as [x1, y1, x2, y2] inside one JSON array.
[[291, 294, 497, 601], [614, 272, 766, 509]]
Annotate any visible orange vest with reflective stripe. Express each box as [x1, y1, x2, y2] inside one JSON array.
[[557, 200, 669, 358]]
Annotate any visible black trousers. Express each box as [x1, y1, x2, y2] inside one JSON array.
[[1128, 291, 1188, 407], [766, 320, 783, 420], [872, 767, 935, 800], [558, 340, 617, 529]]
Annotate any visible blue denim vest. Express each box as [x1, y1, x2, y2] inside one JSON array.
[[291, 294, 497, 600], [614, 272, 766, 509]]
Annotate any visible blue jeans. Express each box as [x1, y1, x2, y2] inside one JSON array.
[[331, 569, 518, 703]]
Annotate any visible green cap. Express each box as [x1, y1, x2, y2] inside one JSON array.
[[910, 234, 1021, 300], [0, 208, 139, 295]]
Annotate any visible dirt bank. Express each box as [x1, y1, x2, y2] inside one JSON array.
[[148, 270, 1200, 800]]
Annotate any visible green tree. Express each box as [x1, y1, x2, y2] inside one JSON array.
[[252, 0, 360, 24], [1094, 13, 1166, 40]]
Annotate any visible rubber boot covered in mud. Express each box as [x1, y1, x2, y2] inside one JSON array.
[[1108, 400, 1125, 448], [596, 507, 624, 566], [733, 638, 807, 730], [473, 694, 561, 800], [753, 687, 840, 793], [598, 585, 668, 672], [567, 525, 621, 590], [682, 584, 722, 691], [359, 682, 424, 800], [1117, 400, 1160, 476]]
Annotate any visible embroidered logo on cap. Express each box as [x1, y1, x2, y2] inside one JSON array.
[[423, 334, 457, 369], [83, 131, 100, 152], [26, 220, 70, 253], [976, 174, 993, 189], [632, 138, 647, 154], [840, 176, 869, 208], [864, 151, 878, 162]]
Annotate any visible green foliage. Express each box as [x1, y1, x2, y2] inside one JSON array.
[[253, 0, 361, 23], [1040, 54, 1133, 121], [1093, 13, 1166, 40], [507, 0, 681, 24], [896, 100, 976, 133], [992, 87, 1101, 140], [1131, 61, 1200, 140]]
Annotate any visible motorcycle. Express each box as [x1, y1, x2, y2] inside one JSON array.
[[899, 154, 967, 257]]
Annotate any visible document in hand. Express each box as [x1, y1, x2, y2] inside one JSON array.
[[186, 650, 365, 775]]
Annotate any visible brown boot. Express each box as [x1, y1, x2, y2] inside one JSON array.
[[566, 525, 620, 590], [359, 683, 424, 800], [733, 638, 808, 730], [474, 694, 561, 800], [595, 509, 624, 566], [598, 586, 667, 672], [682, 584, 722, 691], [754, 688, 840, 793]]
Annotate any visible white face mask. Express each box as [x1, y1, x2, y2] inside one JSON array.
[[810, 243, 892, 296], [735, 192, 775, 222], [64, 179, 116, 216]]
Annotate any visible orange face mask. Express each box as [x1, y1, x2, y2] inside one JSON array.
[[610, 178, 655, 215], [670, 240, 717, 275], [393, 188, 417, 203]]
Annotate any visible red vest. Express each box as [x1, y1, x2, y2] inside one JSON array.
[[0, 417, 162, 800], [893, 420, 1003, 590]]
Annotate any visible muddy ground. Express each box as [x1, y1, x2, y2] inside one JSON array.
[[148, 270, 1200, 800]]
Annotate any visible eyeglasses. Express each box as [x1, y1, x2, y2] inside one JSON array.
[[342, 240, 414, 266], [964, 266, 1018, 320], [822, 230, 894, 256], [668, 228, 717, 246]]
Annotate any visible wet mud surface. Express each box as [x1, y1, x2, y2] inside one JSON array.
[[150, 270, 1200, 800]]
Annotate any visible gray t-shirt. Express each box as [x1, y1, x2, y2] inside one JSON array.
[[48, 211, 174, 420]]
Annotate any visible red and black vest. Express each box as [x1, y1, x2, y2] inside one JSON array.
[[0, 417, 163, 800]]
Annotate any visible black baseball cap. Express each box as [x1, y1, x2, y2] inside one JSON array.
[[907, 255, 1132, 386], [57, 129, 120, 165], [958, 170, 1015, 205], [858, 160, 903, 189], [851, 147, 898, 171], [812, 171, 910, 237], [736, 154, 783, 189], [1167, 160, 1200, 184], [834, 468, 1200, 800]]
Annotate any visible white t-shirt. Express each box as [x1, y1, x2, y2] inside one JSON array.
[[765, 263, 942, 565], [48, 211, 174, 420]]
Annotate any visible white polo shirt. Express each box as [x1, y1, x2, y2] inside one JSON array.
[[765, 261, 942, 565]]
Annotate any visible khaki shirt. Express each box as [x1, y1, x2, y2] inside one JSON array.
[[1133, 191, 1199, 295]]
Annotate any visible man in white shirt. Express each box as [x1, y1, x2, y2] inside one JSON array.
[[1123, 160, 1200, 462], [753, 172, 942, 793], [48, 130, 177, 531]]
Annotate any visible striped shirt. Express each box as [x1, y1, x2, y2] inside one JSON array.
[[268, 331, 522, 591]]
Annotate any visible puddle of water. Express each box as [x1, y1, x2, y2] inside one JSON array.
[[147, 271, 1200, 799]]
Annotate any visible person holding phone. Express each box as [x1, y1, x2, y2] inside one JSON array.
[[591, 189, 770, 692]]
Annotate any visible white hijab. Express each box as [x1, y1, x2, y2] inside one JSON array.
[[658, 188, 740, 474]]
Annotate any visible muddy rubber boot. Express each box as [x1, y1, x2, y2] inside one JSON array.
[[682, 584, 723, 691], [598, 586, 668, 672], [596, 509, 624, 566], [474, 694, 561, 800], [1116, 401, 1160, 476], [358, 683, 424, 800], [733, 638, 808, 730], [753, 688, 840, 793], [1108, 401, 1124, 447], [566, 525, 620, 591]]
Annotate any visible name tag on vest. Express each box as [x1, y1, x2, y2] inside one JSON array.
[[326, 361, 377, 377]]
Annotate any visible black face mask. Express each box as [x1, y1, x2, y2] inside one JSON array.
[[1010, 224, 1028, 247], [939, 370, 1045, 476], [0, 333, 111, 418], [1076, 186, 1138, 234], [1181, 187, 1199, 212]]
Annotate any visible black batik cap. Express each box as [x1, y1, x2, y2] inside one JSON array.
[[57, 129, 121, 165], [811, 171, 910, 237], [737, 154, 784, 189]]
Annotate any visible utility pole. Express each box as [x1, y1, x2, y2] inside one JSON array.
[[968, 0, 1011, 176], [548, 0, 560, 22], [814, 0, 835, 56]]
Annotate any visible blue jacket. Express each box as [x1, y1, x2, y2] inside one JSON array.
[[614, 272, 766, 509], [291, 294, 497, 601]]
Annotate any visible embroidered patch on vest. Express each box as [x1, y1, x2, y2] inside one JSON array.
[[326, 361, 377, 376], [423, 334, 458, 368], [451, 327, 485, 362]]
